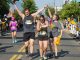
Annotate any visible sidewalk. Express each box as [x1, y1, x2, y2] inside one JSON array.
[[64, 29, 76, 37]]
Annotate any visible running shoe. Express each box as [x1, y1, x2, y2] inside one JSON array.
[[14, 39, 17, 43], [43, 56, 48, 60], [54, 56, 59, 59], [12, 40, 15, 43], [39, 57, 44, 60]]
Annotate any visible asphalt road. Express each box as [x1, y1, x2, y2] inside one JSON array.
[[0, 31, 80, 60]]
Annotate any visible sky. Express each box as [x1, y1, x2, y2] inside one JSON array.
[[10, 0, 80, 11], [35, 0, 63, 8], [34, 0, 80, 8], [36, 0, 80, 8], [17, 0, 64, 9]]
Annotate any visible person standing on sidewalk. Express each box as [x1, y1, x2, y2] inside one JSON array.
[[1, 18, 6, 36], [9, 16, 18, 43], [76, 20, 80, 39], [14, 2, 47, 57], [37, 15, 48, 60]]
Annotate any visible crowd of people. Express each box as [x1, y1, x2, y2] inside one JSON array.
[[12, 3, 63, 60], [0, 4, 63, 60], [0, 15, 23, 36], [0, 1, 80, 60], [63, 16, 80, 39]]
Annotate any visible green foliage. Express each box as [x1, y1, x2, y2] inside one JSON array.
[[0, 0, 10, 17], [22, 0, 37, 14], [45, 6, 55, 17], [59, 1, 80, 19], [13, 10, 21, 20]]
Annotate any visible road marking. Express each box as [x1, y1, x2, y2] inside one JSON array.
[[15, 49, 25, 60], [10, 45, 25, 60]]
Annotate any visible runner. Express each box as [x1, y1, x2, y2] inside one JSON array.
[[14, 3, 47, 58], [47, 8, 54, 58], [70, 17, 76, 35], [9, 16, 18, 43], [37, 15, 48, 60], [51, 14, 62, 59]]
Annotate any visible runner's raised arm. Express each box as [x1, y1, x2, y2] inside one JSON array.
[[31, 5, 48, 17], [48, 8, 52, 18], [14, 4, 25, 20]]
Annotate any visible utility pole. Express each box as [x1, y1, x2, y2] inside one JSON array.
[[54, 0, 55, 8], [54, 0, 55, 13], [54, 0, 57, 14]]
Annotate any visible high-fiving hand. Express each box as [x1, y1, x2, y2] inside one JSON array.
[[12, 0, 19, 4], [44, 4, 48, 9]]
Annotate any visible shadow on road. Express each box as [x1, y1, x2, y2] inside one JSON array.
[[0, 52, 25, 55], [0, 45, 13, 52], [0, 37, 78, 40], [32, 49, 40, 60], [59, 50, 69, 57], [46, 50, 69, 59]]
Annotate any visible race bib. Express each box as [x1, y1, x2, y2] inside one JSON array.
[[40, 31, 47, 35], [25, 20, 32, 24]]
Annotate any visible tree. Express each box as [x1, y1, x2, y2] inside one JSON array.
[[22, 0, 37, 14], [59, 1, 80, 19], [45, 6, 55, 17], [0, 0, 10, 18], [13, 10, 21, 20]]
